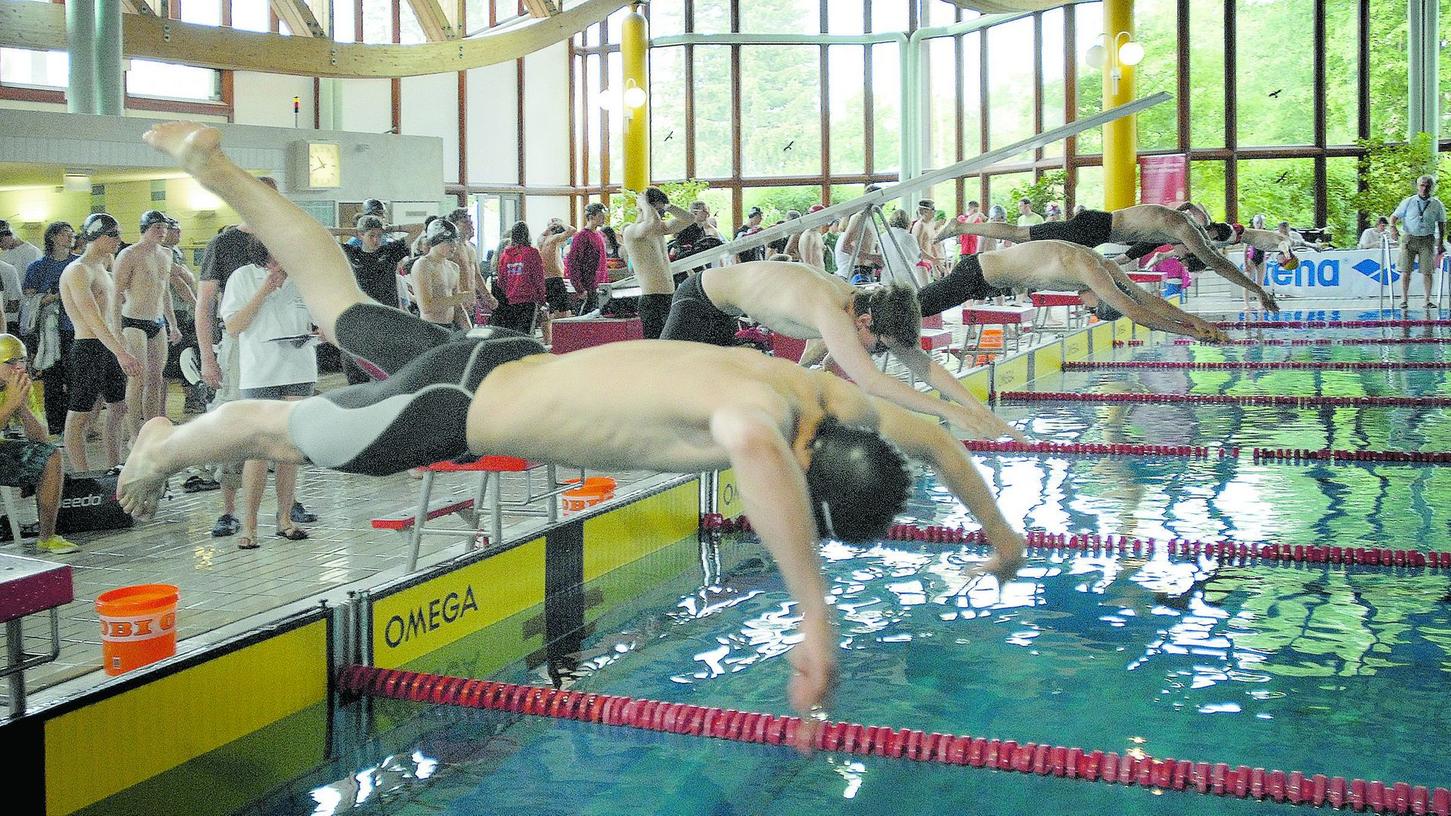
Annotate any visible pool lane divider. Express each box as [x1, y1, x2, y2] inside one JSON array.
[[1213, 319, 1451, 329], [999, 391, 1451, 408], [1118, 338, 1451, 347], [1065, 361, 1451, 371], [698, 516, 1451, 570], [336, 664, 1451, 814], [961, 439, 1451, 465]]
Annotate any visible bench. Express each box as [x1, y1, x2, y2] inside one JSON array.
[[956, 304, 1034, 370]]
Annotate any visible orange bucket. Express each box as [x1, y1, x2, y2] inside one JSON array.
[[562, 485, 615, 512], [95, 584, 179, 676]]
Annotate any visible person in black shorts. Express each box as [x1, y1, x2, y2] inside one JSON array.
[[658, 270, 740, 348], [0, 334, 77, 554], [936, 202, 1279, 310]]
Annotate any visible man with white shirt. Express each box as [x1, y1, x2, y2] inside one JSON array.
[[1390, 175, 1447, 309], [0, 223, 40, 335], [1357, 217, 1392, 250]]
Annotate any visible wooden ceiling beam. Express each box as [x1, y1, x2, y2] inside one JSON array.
[[121, 0, 156, 16], [0, 0, 623, 78], [405, 0, 458, 41], [522, 0, 561, 18], [269, 0, 327, 37]]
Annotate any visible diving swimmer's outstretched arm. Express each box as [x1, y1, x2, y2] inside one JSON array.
[[889, 344, 1026, 441], [709, 403, 837, 755], [870, 396, 1026, 581]]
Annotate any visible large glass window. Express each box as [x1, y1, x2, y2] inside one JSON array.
[[181, 0, 222, 27], [871, 0, 909, 34], [828, 45, 866, 175], [585, 53, 601, 185], [399, 4, 426, 44], [650, 47, 687, 181], [650, 0, 685, 37], [233, 0, 272, 33], [826, 0, 864, 35], [361, 0, 391, 43], [742, 0, 815, 34], [1238, 158, 1317, 228], [1325, 156, 1360, 243], [742, 185, 822, 224], [988, 172, 1034, 215], [693, 0, 732, 34], [1074, 2, 1104, 154], [1324, 0, 1360, 146], [960, 32, 982, 156], [1442, 0, 1451, 140], [741, 46, 821, 177], [693, 46, 733, 178], [127, 61, 221, 101], [871, 41, 901, 174], [335, 0, 358, 41], [987, 17, 1035, 163], [926, 37, 958, 171], [1236, 0, 1315, 146], [0, 48, 66, 89], [1187, 0, 1225, 148], [607, 51, 624, 185], [1367, 0, 1409, 140], [1041, 10, 1066, 159], [1190, 161, 1227, 220], [1134, 0, 1177, 150], [1074, 165, 1105, 211]]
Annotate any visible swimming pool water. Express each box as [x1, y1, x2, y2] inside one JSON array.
[[234, 321, 1451, 815]]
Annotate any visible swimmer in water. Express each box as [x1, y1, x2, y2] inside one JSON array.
[[122, 122, 1029, 748]]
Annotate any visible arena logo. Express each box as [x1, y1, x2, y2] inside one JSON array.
[[383, 585, 481, 648], [1263, 258, 1342, 288], [59, 494, 104, 509], [1349, 258, 1401, 285]]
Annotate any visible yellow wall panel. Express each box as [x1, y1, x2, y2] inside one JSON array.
[[959, 368, 990, 402], [1032, 342, 1063, 377], [715, 469, 743, 519], [372, 538, 545, 669], [1091, 322, 1113, 352], [1114, 317, 1133, 341], [45, 621, 327, 816], [995, 353, 1030, 392], [583, 481, 698, 582], [1064, 330, 1089, 362]]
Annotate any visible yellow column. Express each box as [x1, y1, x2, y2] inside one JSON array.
[[622, 3, 650, 192], [1102, 0, 1136, 210]]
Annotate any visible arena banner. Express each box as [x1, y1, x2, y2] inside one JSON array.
[[1138, 154, 1188, 204], [1232, 248, 1449, 299]]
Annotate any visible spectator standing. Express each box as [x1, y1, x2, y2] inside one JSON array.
[[1390, 175, 1446, 309], [218, 238, 315, 550], [0, 222, 42, 335], [567, 204, 609, 314], [23, 222, 78, 434], [491, 221, 547, 334], [957, 201, 985, 257]]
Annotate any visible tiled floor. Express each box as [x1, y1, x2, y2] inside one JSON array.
[[4, 299, 1165, 708]]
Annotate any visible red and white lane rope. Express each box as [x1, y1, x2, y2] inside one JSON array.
[[1065, 361, 1451, 371], [699, 517, 1451, 570], [336, 665, 1451, 814], [998, 391, 1451, 408], [1117, 338, 1451, 347], [962, 439, 1451, 465], [1213, 319, 1451, 329]]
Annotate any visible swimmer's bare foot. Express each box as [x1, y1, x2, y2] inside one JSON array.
[[142, 121, 223, 176], [118, 417, 175, 519]]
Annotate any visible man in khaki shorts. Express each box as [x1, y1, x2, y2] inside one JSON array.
[[1391, 175, 1447, 310]]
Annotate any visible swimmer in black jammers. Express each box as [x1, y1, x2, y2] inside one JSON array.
[[120, 122, 1028, 749]]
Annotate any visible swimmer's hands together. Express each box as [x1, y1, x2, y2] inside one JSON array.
[[1, 368, 30, 412], [787, 614, 839, 756]]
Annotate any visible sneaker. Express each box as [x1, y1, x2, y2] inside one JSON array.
[[36, 535, 79, 555], [290, 502, 318, 524], [211, 513, 240, 537], [182, 474, 221, 493]]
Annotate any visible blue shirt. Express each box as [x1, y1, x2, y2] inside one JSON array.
[[1393, 195, 1446, 237], [23, 255, 75, 333]]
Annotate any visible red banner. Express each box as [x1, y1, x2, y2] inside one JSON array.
[[1139, 154, 1189, 204]]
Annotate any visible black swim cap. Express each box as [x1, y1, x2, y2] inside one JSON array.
[[805, 418, 911, 542], [80, 213, 120, 240], [643, 187, 669, 209], [425, 218, 459, 246], [1206, 221, 1234, 242], [361, 199, 386, 216], [1092, 302, 1124, 322], [139, 209, 169, 233]]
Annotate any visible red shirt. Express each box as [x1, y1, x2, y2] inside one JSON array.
[[497, 244, 546, 305], [959, 212, 985, 255], [566, 228, 608, 291]]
